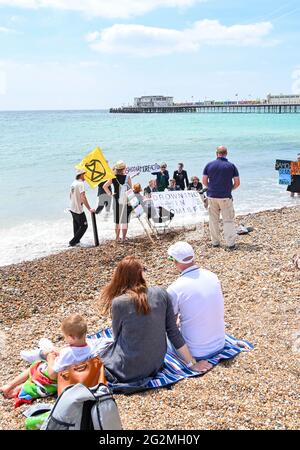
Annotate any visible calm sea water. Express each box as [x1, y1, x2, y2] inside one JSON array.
[[0, 110, 299, 266]]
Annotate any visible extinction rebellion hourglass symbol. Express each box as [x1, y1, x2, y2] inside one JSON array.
[[85, 159, 107, 183]]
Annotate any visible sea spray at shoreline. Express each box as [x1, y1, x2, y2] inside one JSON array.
[[1, 201, 299, 267]]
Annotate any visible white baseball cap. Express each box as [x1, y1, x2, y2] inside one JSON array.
[[168, 241, 195, 264]]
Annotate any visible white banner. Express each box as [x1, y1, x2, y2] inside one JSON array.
[[126, 163, 160, 175], [151, 191, 203, 215]]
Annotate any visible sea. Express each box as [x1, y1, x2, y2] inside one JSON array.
[[0, 110, 299, 267]]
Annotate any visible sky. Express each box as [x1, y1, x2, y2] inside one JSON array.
[[0, 0, 300, 110]]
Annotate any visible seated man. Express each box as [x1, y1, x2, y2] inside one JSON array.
[[167, 242, 225, 361], [144, 179, 157, 197]]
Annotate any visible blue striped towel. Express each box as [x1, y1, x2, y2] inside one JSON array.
[[88, 328, 253, 394]]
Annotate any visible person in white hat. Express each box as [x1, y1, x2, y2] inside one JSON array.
[[69, 169, 95, 247], [167, 241, 225, 365], [103, 160, 133, 243]]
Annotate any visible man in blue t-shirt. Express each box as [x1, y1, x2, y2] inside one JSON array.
[[202, 146, 240, 249]]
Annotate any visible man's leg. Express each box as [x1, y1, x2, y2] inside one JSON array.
[[220, 198, 237, 247], [208, 198, 221, 246], [69, 211, 80, 246], [72, 213, 79, 236], [69, 212, 88, 246]]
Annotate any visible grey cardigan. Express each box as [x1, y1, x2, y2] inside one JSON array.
[[100, 286, 185, 383]]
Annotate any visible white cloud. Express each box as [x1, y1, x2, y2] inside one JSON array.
[[0, 26, 16, 33], [0, 0, 203, 19], [86, 20, 275, 57]]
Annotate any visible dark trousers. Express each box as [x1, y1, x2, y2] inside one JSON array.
[[69, 211, 88, 246]]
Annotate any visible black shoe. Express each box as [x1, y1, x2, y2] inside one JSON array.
[[212, 243, 220, 248], [227, 245, 236, 251]]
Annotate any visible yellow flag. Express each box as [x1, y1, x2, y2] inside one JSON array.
[[76, 147, 115, 188]]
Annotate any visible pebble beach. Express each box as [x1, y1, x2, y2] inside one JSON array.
[[0, 206, 299, 430]]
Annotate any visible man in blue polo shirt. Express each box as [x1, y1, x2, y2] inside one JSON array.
[[202, 146, 240, 249]]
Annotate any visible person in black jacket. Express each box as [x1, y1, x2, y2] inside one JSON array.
[[173, 163, 189, 190]]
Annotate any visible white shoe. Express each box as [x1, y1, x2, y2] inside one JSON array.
[[20, 348, 43, 363], [20, 338, 54, 363], [38, 338, 54, 353]]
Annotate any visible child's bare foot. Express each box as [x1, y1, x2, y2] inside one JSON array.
[[0, 384, 15, 398]]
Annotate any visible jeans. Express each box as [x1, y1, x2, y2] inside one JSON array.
[[69, 211, 88, 246]]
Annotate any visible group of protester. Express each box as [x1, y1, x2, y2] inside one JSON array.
[[68, 145, 241, 249], [1, 241, 225, 399]]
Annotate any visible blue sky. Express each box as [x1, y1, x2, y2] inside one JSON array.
[[0, 0, 300, 109]]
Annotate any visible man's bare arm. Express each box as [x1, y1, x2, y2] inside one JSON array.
[[202, 175, 209, 188], [232, 176, 240, 190], [80, 192, 94, 212]]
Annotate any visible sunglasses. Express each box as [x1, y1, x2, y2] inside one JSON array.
[[167, 256, 176, 262]]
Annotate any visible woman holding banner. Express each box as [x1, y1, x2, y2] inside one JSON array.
[[103, 161, 132, 243]]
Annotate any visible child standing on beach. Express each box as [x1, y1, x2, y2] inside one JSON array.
[[0, 314, 94, 406]]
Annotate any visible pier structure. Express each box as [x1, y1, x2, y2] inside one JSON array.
[[110, 103, 300, 114]]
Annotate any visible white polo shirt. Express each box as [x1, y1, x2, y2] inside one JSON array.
[[167, 265, 225, 358]]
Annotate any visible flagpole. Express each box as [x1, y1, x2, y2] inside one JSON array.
[[91, 212, 99, 247]]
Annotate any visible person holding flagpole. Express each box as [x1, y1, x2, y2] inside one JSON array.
[[69, 169, 95, 247]]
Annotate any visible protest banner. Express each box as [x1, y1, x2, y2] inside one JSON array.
[[275, 160, 292, 171], [278, 168, 292, 185], [151, 191, 203, 216], [125, 163, 160, 176]]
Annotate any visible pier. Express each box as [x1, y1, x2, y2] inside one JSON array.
[[110, 104, 300, 114]]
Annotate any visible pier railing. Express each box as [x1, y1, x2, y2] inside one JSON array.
[[110, 104, 300, 114]]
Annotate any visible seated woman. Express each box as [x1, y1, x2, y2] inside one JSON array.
[[133, 183, 174, 223], [167, 179, 180, 191], [96, 256, 210, 384]]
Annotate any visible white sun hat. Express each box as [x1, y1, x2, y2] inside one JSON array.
[[76, 168, 86, 176], [168, 241, 195, 264]]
